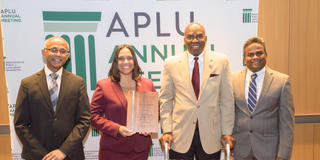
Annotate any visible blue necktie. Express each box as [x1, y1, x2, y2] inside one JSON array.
[[248, 73, 257, 112], [49, 73, 59, 112]]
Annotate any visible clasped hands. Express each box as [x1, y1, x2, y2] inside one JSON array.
[[118, 125, 151, 137]]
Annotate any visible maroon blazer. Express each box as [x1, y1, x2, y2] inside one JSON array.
[[90, 77, 156, 156]]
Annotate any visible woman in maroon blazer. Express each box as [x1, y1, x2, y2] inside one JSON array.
[[91, 44, 156, 160]]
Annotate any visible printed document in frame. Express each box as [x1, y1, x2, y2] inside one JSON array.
[[126, 91, 159, 133]]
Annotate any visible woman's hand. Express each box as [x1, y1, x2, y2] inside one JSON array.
[[118, 126, 135, 137], [138, 132, 151, 136]]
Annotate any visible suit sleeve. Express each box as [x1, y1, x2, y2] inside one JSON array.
[[59, 78, 91, 156], [14, 80, 48, 159], [90, 81, 121, 137], [278, 77, 295, 159], [160, 60, 175, 133], [219, 58, 235, 135]]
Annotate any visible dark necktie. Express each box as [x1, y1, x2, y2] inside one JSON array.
[[248, 73, 258, 112], [192, 57, 200, 129], [192, 56, 200, 99], [49, 73, 59, 112]]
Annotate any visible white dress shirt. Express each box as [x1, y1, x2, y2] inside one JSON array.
[[188, 52, 204, 88]]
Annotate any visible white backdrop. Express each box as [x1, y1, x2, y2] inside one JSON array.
[[1, 0, 258, 159]]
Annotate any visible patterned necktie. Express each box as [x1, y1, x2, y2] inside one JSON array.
[[49, 73, 59, 112], [192, 56, 200, 99], [248, 73, 258, 112]]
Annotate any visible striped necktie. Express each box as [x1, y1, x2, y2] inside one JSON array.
[[248, 73, 257, 112], [49, 73, 59, 112]]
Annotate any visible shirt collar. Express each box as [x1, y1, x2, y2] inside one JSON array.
[[44, 65, 63, 78], [188, 52, 204, 62], [246, 66, 266, 77]]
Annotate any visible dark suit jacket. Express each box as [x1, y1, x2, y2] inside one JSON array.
[[90, 77, 155, 159], [14, 69, 91, 160], [232, 67, 295, 160]]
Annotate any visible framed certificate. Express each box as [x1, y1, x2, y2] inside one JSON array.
[[126, 91, 159, 133]]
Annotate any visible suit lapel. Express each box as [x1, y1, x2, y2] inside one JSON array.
[[254, 67, 274, 114], [238, 68, 251, 115], [111, 81, 127, 109], [37, 69, 55, 114], [172, 51, 197, 101], [199, 50, 215, 99], [55, 70, 68, 114], [179, 52, 197, 100], [136, 79, 143, 91]]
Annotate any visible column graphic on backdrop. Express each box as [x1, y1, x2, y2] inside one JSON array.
[[242, 8, 258, 23], [42, 11, 102, 139], [42, 11, 101, 91], [242, 9, 252, 23]]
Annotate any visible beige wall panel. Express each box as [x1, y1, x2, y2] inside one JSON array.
[[258, 0, 289, 74], [0, 18, 12, 159], [0, 22, 9, 124], [314, 124, 320, 160], [304, 0, 320, 114], [0, 135, 12, 160], [289, 0, 320, 114], [291, 124, 314, 160]]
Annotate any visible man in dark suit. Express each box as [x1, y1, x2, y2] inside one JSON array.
[[232, 37, 295, 160], [14, 36, 91, 160]]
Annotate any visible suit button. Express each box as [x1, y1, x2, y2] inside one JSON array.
[[250, 116, 253, 119], [249, 130, 253, 133], [197, 105, 200, 108]]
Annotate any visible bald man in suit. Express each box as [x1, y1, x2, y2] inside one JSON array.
[[159, 22, 235, 160], [232, 37, 295, 160], [14, 37, 91, 160]]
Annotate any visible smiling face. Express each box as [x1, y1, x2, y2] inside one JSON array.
[[42, 37, 70, 72], [184, 23, 207, 56], [244, 42, 267, 72], [117, 47, 134, 76]]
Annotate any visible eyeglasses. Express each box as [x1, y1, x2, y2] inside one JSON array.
[[45, 47, 69, 54]]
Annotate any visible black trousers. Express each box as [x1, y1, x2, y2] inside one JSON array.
[[169, 129, 221, 160]]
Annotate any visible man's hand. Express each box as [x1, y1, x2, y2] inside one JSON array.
[[118, 126, 135, 137], [159, 133, 173, 151], [42, 149, 66, 160], [220, 135, 236, 149]]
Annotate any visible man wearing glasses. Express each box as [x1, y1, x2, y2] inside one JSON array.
[[14, 36, 91, 160], [159, 22, 235, 160]]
